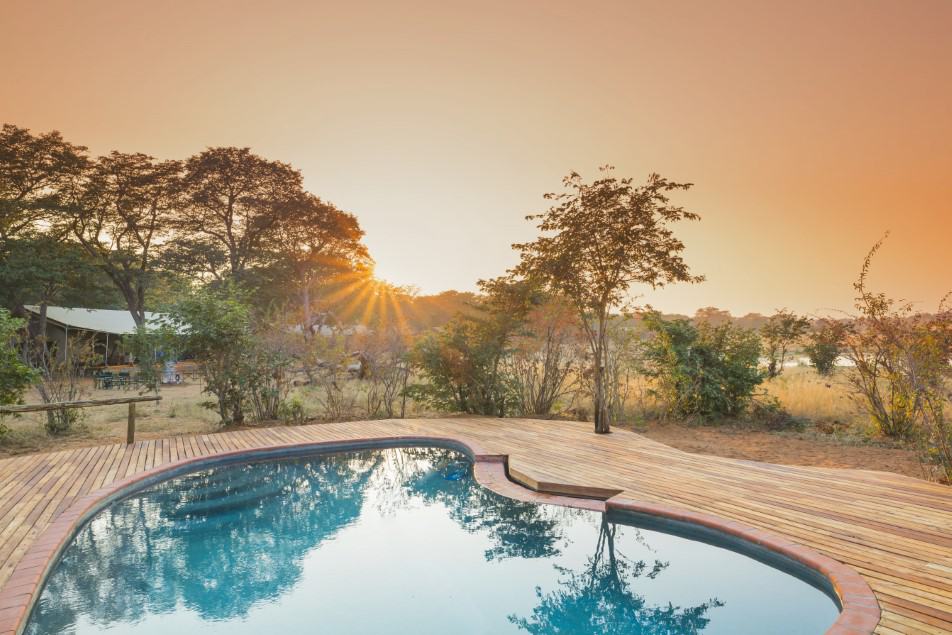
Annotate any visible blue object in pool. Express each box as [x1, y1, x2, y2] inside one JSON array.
[[442, 461, 468, 480], [23, 447, 840, 634]]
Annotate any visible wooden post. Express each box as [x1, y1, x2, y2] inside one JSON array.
[[126, 402, 136, 444]]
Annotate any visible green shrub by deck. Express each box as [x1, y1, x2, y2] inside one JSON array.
[[639, 312, 764, 420], [0, 309, 38, 437]]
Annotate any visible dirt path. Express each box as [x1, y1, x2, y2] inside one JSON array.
[[626, 421, 933, 481]]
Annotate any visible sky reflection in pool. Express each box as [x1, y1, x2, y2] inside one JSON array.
[[25, 447, 839, 634]]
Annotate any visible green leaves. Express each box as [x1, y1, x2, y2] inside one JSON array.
[[513, 167, 701, 314], [164, 286, 256, 426], [761, 309, 810, 378], [0, 310, 38, 436], [640, 312, 764, 419], [512, 166, 702, 431]]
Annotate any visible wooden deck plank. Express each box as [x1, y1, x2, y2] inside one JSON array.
[[0, 417, 949, 634]]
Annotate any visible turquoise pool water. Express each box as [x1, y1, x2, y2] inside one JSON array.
[[24, 447, 839, 634]]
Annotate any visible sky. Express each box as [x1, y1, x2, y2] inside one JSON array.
[[2, 0, 950, 316]]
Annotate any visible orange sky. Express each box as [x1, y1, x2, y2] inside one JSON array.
[[2, 0, 950, 316]]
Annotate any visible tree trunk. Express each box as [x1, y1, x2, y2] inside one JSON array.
[[37, 303, 49, 349], [302, 281, 312, 337], [593, 316, 611, 434], [400, 365, 409, 418]]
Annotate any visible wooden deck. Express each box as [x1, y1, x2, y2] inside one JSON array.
[[1, 418, 950, 634]]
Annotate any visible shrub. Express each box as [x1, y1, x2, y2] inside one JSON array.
[[804, 319, 846, 376], [246, 325, 296, 422], [639, 312, 764, 419], [842, 238, 952, 481], [842, 239, 939, 440], [0, 310, 38, 438], [166, 287, 254, 426], [748, 395, 806, 431], [407, 316, 514, 416], [26, 329, 95, 435], [278, 396, 306, 425], [353, 328, 413, 418], [505, 297, 582, 418], [166, 286, 296, 426]]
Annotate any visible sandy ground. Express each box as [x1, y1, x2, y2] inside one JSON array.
[[624, 421, 933, 481]]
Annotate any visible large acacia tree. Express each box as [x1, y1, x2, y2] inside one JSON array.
[[176, 147, 305, 282], [269, 193, 370, 330], [0, 124, 87, 243], [512, 167, 702, 433], [69, 152, 181, 326]]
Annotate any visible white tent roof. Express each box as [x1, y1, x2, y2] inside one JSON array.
[[24, 306, 167, 335]]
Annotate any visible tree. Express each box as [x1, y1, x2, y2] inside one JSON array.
[[804, 319, 846, 376], [0, 236, 116, 308], [692, 307, 733, 326], [512, 167, 702, 433], [0, 235, 121, 333], [510, 515, 722, 634], [0, 124, 87, 242], [269, 193, 369, 330], [761, 309, 810, 378], [176, 147, 305, 282], [69, 152, 181, 325]]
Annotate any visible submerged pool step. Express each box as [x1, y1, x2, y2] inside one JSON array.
[[169, 471, 280, 503], [163, 478, 290, 519]]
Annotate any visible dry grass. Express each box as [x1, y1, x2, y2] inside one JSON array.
[[0, 365, 930, 483], [0, 376, 423, 458], [0, 381, 218, 457], [761, 366, 872, 436]]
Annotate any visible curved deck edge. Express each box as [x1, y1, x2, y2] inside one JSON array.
[[0, 434, 880, 635]]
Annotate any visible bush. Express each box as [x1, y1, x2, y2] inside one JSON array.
[[26, 329, 94, 436], [748, 395, 806, 431], [166, 287, 253, 426], [639, 312, 764, 420], [843, 240, 945, 441], [166, 286, 295, 426], [278, 396, 306, 425], [407, 316, 514, 416], [0, 310, 38, 438], [843, 238, 952, 481]]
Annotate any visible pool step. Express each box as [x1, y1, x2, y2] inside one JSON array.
[[163, 479, 287, 519]]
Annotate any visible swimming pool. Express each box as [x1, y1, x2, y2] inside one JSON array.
[[24, 446, 841, 634]]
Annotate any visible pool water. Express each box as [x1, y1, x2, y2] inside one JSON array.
[[25, 447, 840, 634]]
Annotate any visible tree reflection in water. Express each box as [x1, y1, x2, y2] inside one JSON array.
[[511, 516, 723, 634], [395, 447, 581, 560], [26, 447, 723, 635], [28, 452, 383, 633]]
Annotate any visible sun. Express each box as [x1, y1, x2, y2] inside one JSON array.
[[316, 268, 415, 335]]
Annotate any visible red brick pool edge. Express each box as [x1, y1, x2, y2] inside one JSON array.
[[0, 435, 880, 635]]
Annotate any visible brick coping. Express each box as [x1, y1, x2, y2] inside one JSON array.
[[0, 435, 880, 635]]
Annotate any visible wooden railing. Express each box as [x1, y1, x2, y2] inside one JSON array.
[[0, 396, 162, 444]]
